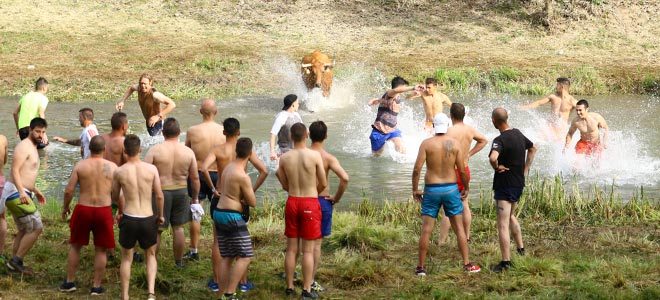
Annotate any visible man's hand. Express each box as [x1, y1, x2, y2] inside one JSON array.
[[53, 136, 67, 143], [62, 207, 71, 221], [35, 190, 46, 204], [148, 115, 160, 127], [115, 213, 122, 224], [413, 190, 423, 202], [495, 165, 509, 173], [414, 84, 425, 93], [19, 192, 31, 205], [157, 216, 165, 225], [327, 195, 338, 205], [460, 189, 469, 200], [116, 101, 124, 111], [269, 150, 278, 161]]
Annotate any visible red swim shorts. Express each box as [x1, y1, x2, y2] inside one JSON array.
[[284, 196, 321, 240], [69, 204, 115, 249], [455, 166, 471, 193], [575, 140, 602, 156]]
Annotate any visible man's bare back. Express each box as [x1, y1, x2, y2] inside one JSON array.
[[186, 122, 225, 172], [446, 123, 487, 164], [67, 157, 117, 207], [102, 133, 126, 166], [203, 141, 267, 194], [145, 140, 197, 188], [277, 149, 326, 197], [218, 161, 256, 212], [113, 161, 162, 217], [418, 136, 464, 184]]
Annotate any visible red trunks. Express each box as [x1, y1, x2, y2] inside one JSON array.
[[455, 166, 471, 193], [284, 196, 321, 240], [69, 204, 115, 249], [575, 140, 602, 156]]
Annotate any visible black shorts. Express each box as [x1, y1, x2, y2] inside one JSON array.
[[494, 187, 524, 203], [147, 120, 163, 137], [118, 214, 158, 250], [160, 188, 191, 229], [188, 171, 218, 201]]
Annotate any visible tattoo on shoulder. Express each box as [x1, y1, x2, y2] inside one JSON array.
[[102, 163, 111, 177], [443, 140, 454, 156]]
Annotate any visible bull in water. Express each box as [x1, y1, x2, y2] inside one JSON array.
[[301, 50, 334, 97]]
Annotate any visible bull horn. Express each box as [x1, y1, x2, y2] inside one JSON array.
[[301, 63, 312, 68], [324, 60, 335, 67]]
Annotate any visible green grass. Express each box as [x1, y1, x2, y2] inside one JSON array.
[[0, 177, 658, 299]]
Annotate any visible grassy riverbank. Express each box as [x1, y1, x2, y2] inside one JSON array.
[[0, 177, 657, 299], [0, 1, 658, 101]]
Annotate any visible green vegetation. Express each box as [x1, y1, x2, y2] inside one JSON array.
[[0, 176, 657, 299]]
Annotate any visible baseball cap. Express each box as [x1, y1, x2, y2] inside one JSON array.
[[433, 113, 450, 134], [282, 94, 298, 110]]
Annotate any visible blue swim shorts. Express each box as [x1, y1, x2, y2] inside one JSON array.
[[147, 120, 163, 137], [369, 127, 402, 152], [494, 187, 524, 203], [421, 183, 463, 218], [319, 196, 333, 237]]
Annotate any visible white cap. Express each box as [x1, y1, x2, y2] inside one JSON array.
[[433, 113, 450, 134]]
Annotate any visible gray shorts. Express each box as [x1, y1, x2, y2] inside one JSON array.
[[160, 188, 191, 229], [14, 210, 43, 233]]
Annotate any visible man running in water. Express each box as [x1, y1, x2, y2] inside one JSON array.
[[368, 76, 423, 155], [522, 77, 577, 139], [200, 118, 268, 293], [489, 108, 536, 272], [1, 118, 48, 274], [413, 113, 480, 275], [0, 134, 7, 264], [564, 99, 609, 157], [270, 94, 303, 160], [144, 118, 199, 268], [60, 136, 117, 295], [13, 77, 49, 148], [101, 112, 129, 166], [112, 134, 164, 300], [115, 73, 176, 136], [309, 121, 349, 293], [438, 104, 488, 245], [184, 99, 225, 263], [408, 78, 453, 132], [53, 108, 99, 159]]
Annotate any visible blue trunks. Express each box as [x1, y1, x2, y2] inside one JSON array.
[[147, 120, 163, 137], [319, 196, 333, 237], [421, 183, 463, 218], [369, 127, 402, 152]]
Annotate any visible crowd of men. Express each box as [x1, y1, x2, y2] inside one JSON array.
[[0, 74, 610, 299]]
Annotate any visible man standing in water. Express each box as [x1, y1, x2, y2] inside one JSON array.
[[115, 73, 176, 136], [438, 103, 488, 245], [60, 136, 117, 295], [184, 99, 225, 263], [1, 118, 48, 274], [112, 134, 164, 300], [368, 76, 423, 155], [277, 123, 327, 299], [564, 99, 609, 157], [309, 121, 349, 293], [489, 108, 536, 272], [270, 94, 303, 160], [0, 134, 7, 264], [13, 77, 49, 147], [413, 113, 480, 275], [522, 77, 577, 138], [201, 118, 268, 293], [144, 118, 199, 268], [408, 78, 453, 132], [53, 108, 99, 159], [101, 112, 129, 166]]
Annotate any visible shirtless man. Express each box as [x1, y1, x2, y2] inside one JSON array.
[[53, 108, 99, 159], [112, 134, 164, 300], [0, 118, 48, 274], [565, 99, 609, 157], [438, 103, 488, 244], [309, 121, 349, 293], [408, 78, 452, 132], [200, 118, 267, 292], [184, 99, 225, 262], [102, 112, 129, 166], [60, 136, 117, 295], [412, 113, 480, 275], [522, 77, 577, 138], [144, 118, 199, 268], [277, 123, 327, 299], [115, 73, 176, 137], [214, 137, 258, 300], [0, 134, 7, 262]]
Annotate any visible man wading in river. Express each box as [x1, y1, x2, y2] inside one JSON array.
[[115, 73, 176, 137]]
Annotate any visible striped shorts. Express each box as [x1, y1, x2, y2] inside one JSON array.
[[213, 209, 254, 258]]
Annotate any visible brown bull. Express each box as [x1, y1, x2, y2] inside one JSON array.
[[301, 50, 334, 97]]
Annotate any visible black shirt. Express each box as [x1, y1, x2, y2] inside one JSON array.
[[490, 128, 533, 189]]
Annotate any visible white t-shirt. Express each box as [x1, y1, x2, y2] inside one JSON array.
[[80, 124, 99, 159], [270, 111, 303, 152]]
